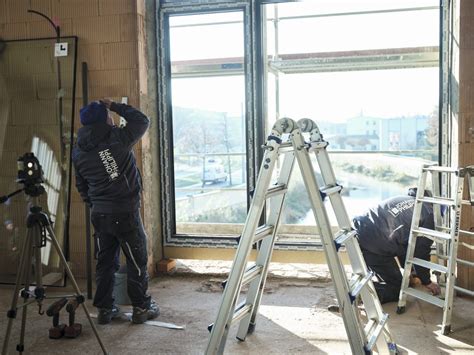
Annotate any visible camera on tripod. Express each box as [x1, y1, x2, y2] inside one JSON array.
[[2, 151, 107, 354], [0, 152, 45, 205], [16, 152, 45, 197], [17, 152, 43, 184]]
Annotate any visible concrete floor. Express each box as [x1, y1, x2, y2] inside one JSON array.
[[0, 261, 473, 354]]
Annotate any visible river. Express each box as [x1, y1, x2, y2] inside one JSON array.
[[300, 172, 408, 225]]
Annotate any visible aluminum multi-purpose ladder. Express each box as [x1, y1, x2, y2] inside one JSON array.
[[397, 164, 474, 335], [205, 118, 398, 355]]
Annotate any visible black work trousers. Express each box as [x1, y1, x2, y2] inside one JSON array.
[[91, 210, 150, 310], [362, 249, 403, 304]]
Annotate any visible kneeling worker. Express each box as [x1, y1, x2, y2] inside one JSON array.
[[72, 99, 159, 324], [352, 189, 441, 304]]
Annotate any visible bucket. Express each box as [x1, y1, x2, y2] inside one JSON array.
[[113, 265, 131, 305]]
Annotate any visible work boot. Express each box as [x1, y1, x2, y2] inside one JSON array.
[[97, 305, 121, 324], [132, 300, 160, 324]]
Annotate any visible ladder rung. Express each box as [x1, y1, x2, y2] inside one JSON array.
[[221, 264, 264, 289], [438, 225, 451, 232], [457, 258, 474, 268], [320, 185, 342, 197], [350, 271, 374, 300], [412, 227, 452, 241], [266, 184, 287, 199], [365, 313, 389, 351], [334, 230, 357, 246], [308, 141, 328, 152], [410, 257, 448, 274], [437, 254, 474, 267], [417, 196, 456, 206], [231, 302, 252, 325], [364, 319, 376, 342], [454, 285, 474, 297], [254, 225, 274, 243], [422, 166, 459, 173], [403, 288, 445, 307], [241, 265, 263, 286], [460, 229, 474, 237]]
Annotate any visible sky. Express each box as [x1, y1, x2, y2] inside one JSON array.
[[169, 1, 439, 122]]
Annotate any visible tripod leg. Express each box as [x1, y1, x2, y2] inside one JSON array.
[[34, 224, 44, 291], [45, 225, 108, 355], [17, 229, 35, 355], [2, 228, 34, 355], [18, 225, 45, 354]]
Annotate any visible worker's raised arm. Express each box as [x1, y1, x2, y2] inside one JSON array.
[[101, 99, 150, 148]]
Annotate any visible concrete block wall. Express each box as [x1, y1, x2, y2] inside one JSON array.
[[0, 0, 149, 278]]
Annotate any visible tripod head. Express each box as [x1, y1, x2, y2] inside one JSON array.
[[0, 152, 45, 204], [17, 152, 45, 197]]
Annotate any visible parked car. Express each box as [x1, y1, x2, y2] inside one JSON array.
[[202, 158, 227, 185]]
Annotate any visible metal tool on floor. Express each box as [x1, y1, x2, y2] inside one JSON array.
[[1, 153, 107, 355], [205, 118, 398, 355], [397, 164, 474, 334], [46, 298, 68, 339], [65, 299, 82, 338]]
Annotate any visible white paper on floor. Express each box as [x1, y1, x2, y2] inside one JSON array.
[[122, 313, 185, 330], [89, 312, 185, 330]]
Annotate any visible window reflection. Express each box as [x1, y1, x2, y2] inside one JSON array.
[[31, 136, 61, 222]]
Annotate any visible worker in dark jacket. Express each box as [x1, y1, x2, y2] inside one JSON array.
[[352, 189, 441, 304], [72, 99, 159, 324]]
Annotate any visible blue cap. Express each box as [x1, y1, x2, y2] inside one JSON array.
[[80, 102, 108, 126]]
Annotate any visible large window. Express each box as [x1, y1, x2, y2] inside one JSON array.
[[160, 7, 251, 241], [158, 0, 440, 246], [265, 0, 439, 242]]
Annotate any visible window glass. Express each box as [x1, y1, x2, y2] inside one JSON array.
[[264, 1, 439, 235], [0, 38, 76, 283], [169, 12, 247, 235]]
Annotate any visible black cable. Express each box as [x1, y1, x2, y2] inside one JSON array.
[[26, 10, 60, 38]]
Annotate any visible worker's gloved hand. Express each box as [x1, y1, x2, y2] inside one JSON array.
[[425, 282, 441, 296]]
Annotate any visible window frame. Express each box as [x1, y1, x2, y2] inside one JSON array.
[[157, 1, 264, 247], [156, 0, 444, 250]]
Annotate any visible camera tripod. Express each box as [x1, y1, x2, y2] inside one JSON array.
[[1, 196, 108, 355]]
